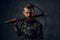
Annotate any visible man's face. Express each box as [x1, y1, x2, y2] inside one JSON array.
[[23, 8, 34, 18]]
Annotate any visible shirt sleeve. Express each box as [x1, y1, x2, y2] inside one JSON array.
[[13, 23, 23, 37], [36, 23, 43, 40]]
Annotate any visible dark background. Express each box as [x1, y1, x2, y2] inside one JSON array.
[[0, 0, 59, 40]]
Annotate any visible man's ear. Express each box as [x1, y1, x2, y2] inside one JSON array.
[[32, 9, 34, 16]]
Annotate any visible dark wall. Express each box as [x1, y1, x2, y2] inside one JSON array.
[[0, 0, 59, 40]]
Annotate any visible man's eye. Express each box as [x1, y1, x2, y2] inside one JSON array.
[[26, 12, 28, 14], [30, 12, 32, 14]]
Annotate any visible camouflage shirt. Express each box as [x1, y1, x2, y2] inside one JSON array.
[[15, 18, 43, 40]]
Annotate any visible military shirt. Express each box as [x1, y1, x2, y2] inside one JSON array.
[[15, 18, 43, 40]]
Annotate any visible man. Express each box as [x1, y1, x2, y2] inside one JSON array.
[[5, 3, 43, 40]]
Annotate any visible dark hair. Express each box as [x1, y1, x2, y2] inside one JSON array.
[[24, 3, 34, 9]]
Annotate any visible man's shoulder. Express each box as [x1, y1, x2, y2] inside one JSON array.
[[34, 19, 43, 27], [33, 19, 40, 24]]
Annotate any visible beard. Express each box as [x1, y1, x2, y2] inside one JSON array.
[[25, 16, 33, 21]]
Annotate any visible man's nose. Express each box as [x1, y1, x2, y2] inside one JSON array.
[[28, 13, 31, 16]]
